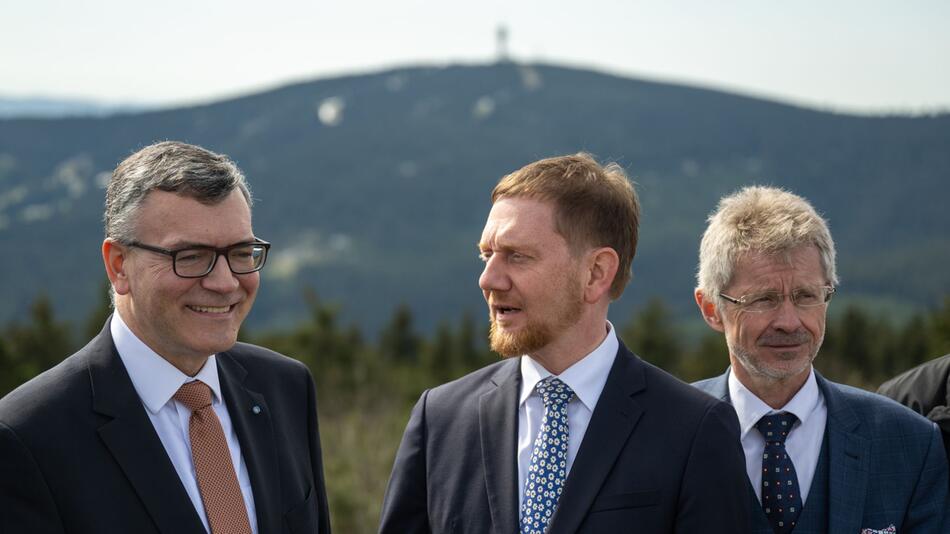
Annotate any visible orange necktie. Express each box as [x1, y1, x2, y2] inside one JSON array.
[[175, 381, 253, 534]]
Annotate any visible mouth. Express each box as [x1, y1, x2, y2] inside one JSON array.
[[758, 332, 810, 349], [492, 305, 522, 320], [187, 304, 235, 315]]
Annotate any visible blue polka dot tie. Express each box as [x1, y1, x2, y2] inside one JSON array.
[[755, 413, 802, 534], [520, 377, 575, 534]]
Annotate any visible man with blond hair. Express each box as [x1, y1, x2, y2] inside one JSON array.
[[380, 154, 750, 534], [693, 186, 947, 533]]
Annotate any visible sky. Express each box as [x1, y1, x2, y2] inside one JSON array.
[[2, 0, 948, 114]]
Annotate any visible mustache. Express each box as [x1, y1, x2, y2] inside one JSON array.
[[757, 331, 812, 346]]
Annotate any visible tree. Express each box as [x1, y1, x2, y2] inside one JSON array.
[[620, 297, 682, 374], [931, 296, 950, 356], [84, 279, 115, 340], [379, 304, 421, 364], [1, 294, 75, 396]]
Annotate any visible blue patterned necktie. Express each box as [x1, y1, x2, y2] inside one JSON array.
[[755, 412, 802, 534], [521, 377, 575, 534]]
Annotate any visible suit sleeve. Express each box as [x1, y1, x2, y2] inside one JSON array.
[[378, 390, 431, 534], [675, 401, 752, 534], [0, 421, 65, 534], [304, 368, 333, 534], [903, 422, 949, 532]]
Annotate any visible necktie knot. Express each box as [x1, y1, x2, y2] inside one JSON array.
[[755, 412, 798, 444], [174, 380, 213, 412], [535, 377, 575, 409]]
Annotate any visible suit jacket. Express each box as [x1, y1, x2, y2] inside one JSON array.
[[0, 319, 331, 534], [693, 369, 949, 533], [378, 342, 751, 534], [878, 354, 950, 466]]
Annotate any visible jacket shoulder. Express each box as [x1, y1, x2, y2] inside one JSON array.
[[426, 358, 515, 403], [224, 342, 312, 376], [828, 379, 940, 435], [637, 357, 727, 412], [0, 341, 98, 429]]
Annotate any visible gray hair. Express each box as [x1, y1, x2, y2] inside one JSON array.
[[104, 141, 252, 242], [696, 186, 838, 299]]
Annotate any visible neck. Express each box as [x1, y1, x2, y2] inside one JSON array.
[[731, 360, 810, 409], [530, 315, 609, 375], [115, 303, 209, 377]]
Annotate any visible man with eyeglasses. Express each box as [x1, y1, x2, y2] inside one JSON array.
[[692, 186, 947, 533], [0, 141, 331, 533]]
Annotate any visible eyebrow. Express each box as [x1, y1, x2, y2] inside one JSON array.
[[164, 238, 259, 249], [477, 240, 540, 255]]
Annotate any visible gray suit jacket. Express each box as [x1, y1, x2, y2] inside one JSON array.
[[379, 343, 751, 533], [0, 318, 331, 534], [694, 369, 949, 533]]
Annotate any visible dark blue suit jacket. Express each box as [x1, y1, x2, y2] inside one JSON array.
[[0, 319, 331, 534], [379, 342, 751, 533], [694, 369, 949, 533]]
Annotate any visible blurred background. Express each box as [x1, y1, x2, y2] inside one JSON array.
[[2, 1, 949, 531]]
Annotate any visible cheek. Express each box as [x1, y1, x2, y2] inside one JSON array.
[[240, 274, 260, 297], [807, 317, 826, 339], [733, 316, 764, 344]]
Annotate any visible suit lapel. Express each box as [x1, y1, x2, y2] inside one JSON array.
[[817, 373, 869, 533], [90, 323, 205, 534], [479, 359, 521, 534], [548, 345, 646, 534], [697, 369, 731, 402], [218, 351, 280, 534]]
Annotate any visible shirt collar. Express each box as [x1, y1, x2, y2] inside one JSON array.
[[728, 365, 822, 439], [519, 321, 618, 412], [111, 311, 222, 414]]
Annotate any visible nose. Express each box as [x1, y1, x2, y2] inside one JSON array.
[[770, 297, 805, 332], [478, 255, 511, 294], [201, 253, 241, 292]]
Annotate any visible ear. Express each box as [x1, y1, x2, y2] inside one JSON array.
[[695, 289, 725, 332], [583, 247, 619, 303], [103, 239, 132, 296]]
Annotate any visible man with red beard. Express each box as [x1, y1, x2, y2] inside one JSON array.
[[692, 186, 948, 533], [379, 154, 750, 534]]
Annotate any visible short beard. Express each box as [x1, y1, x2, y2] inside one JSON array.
[[488, 272, 584, 358], [489, 319, 554, 358], [728, 331, 822, 382]]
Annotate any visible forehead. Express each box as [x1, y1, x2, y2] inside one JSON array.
[[728, 245, 825, 291], [480, 197, 562, 246], [134, 189, 253, 246]]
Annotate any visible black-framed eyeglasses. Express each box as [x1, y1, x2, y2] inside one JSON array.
[[126, 240, 271, 278], [719, 285, 835, 313]]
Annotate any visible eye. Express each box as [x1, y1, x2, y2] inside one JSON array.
[[793, 287, 822, 306], [176, 250, 205, 263], [478, 251, 492, 262], [745, 292, 781, 310]]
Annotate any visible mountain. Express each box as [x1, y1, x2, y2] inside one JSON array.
[[1, 63, 948, 335], [0, 96, 152, 119]]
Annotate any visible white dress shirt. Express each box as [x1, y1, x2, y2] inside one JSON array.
[[111, 312, 258, 534], [728, 366, 827, 505], [517, 322, 618, 507]]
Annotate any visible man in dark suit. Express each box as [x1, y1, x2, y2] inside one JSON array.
[[691, 186, 948, 533], [0, 141, 331, 533], [878, 354, 950, 469], [379, 154, 750, 534]]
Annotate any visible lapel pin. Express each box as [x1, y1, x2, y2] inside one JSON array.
[[252, 405, 262, 415]]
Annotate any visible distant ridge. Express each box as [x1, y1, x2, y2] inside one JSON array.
[[1, 63, 947, 334], [0, 96, 154, 119]]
